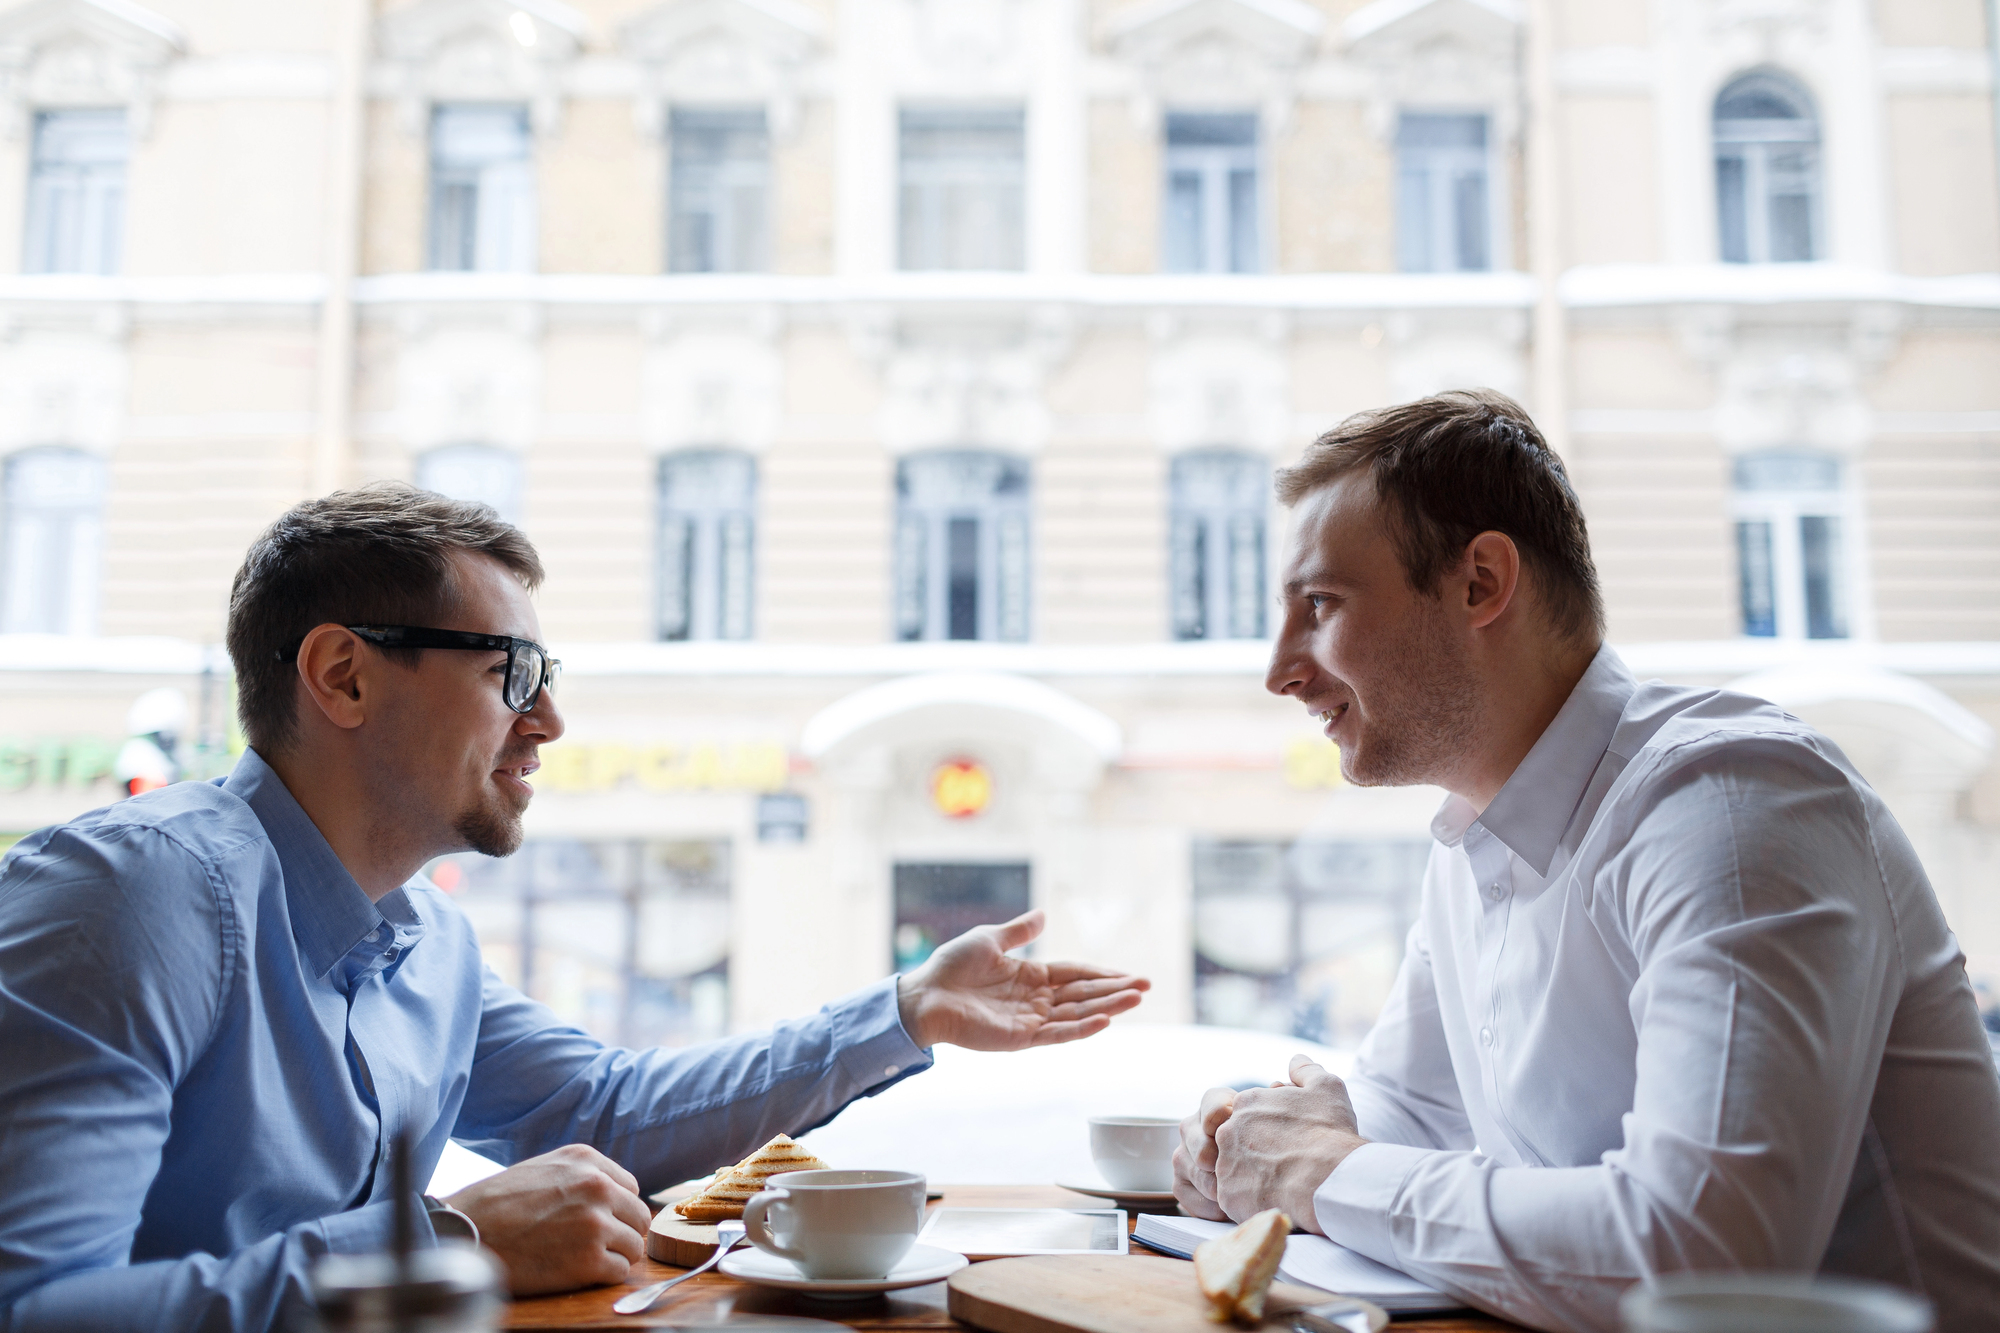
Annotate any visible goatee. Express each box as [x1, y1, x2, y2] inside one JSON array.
[[454, 803, 525, 858]]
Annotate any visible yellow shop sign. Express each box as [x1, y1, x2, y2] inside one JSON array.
[[533, 741, 790, 795]]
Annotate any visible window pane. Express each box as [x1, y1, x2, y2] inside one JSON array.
[[898, 108, 1025, 271], [895, 512, 927, 642], [668, 109, 769, 273], [896, 451, 1030, 641], [1396, 114, 1488, 274], [1736, 520, 1777, 637], [1171, 450, 1268, 641], [1716, 154, 1749, 263], [1170, 513, 1206, 640], [995, 511, 1030, 642], [1800, 515, 1849, 640], [24, 110, 127, 275], [1452, 167, 1489, 271], [1228, 167, 1259, 273], [1163, 170, 1204, 273], [1, 448, 105, 635], [430, 106, 535, 273], [659, 450, 757, 642], [946, 515, 979, 640], [1396, 164, 1433, 272], [657, 514, 693, 641], [1714, 75, 1819, 264]]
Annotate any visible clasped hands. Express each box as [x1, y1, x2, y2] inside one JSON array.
[[448, 910, 1149, 1295], [1171, 1054, 1371, 1232]]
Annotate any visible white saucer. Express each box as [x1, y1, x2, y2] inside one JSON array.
[[719, 1243, 968, 1297], [1056, 1179, 1178, 1207]]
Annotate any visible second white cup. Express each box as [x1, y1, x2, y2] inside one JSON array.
[[1088, 1115, 1180, 1192], [741, 1168, 927, 1280]]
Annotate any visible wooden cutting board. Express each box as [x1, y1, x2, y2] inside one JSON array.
[[646, 1211, 726, 1267], [948, 1254, 1380, 1333]]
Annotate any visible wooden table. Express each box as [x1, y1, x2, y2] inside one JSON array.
[[504, 1185, 1521, 1332]]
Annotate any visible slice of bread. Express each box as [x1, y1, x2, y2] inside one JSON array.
[[671, 1134, 829, 1222], [1194, 1208, 1292, 1325]]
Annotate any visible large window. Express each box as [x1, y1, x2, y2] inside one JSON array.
[[898, 107, 1025, 271], [1, 447, 104, 635], [1732, 451, 1854, 640], [23, 109, 127, 275], [1714, 72, 1820, 264], [1193, 838, 1428, 1046], [892, 862, 1030, 971], [895, 450, 1030, 642], [416, 443, 523, 525], [1170, 449, 1268, 640], [657, 450, 756, 641], [668, 108, 770, 273], [429, 105, 536, 272], [1162, 113, 1258, 274], [1395, 112, 1491, 273], [431, 838, 731, 1048]]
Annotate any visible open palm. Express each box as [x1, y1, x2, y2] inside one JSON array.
[[896, 909, 1150, 1051]]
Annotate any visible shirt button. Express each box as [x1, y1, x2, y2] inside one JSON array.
[[1488, 885, 1505, 902], [883, 1064, 900, 1078], [1479, 1027, 1493, 1046]]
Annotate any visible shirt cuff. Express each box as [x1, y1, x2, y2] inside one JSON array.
[[315, 1198, 438, 1255], [829, 974, 933, 1096], [1312, 1141, 1428, 1272]]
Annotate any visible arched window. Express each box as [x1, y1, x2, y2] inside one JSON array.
[[894, 451, 1030, 642], [416, 443, 523, 525], [1, 447, 105, 635], [657, 450, 756, 641], [1714, 72, 1821, 264], [1732, 451, 1855, 640], [1170, 449, 1269, 640]]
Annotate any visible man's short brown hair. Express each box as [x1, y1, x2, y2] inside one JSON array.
[[225, 482, 544, 755], [1275, 389, 1603, 643]]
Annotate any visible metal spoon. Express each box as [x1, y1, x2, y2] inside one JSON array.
[[613, 1220, 747, 1316]]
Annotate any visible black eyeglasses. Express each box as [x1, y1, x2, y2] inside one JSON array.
[[278, 625, 560, 714]]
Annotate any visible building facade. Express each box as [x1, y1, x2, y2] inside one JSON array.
[[1, 0, 1997, 1049]]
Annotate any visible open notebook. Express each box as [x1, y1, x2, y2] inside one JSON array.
[[1131, 1214, 1460, 1315]]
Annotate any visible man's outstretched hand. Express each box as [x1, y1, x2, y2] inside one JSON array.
[[445, 1144, 650, 1296], [896, 909, 1149, 1051]]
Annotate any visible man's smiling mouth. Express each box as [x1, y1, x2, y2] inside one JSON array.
[[1314, 703, 1350, 732]]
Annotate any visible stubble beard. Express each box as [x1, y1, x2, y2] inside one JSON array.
[[453, 797, 525, 858], [1339, 601, 1480, 789]]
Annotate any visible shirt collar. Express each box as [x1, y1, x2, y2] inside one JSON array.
[[1431, 645, 1638, 876], [224, 748, 409, 982]]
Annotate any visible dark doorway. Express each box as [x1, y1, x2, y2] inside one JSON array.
[[892, 861, 1031, 970]]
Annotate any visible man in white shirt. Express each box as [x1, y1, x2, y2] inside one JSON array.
[[1171, 390, 2000, 1332]]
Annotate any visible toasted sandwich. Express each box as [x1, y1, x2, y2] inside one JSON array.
[[1194, 1208, 1291, 1325], [672, 1134, 828, 1223]]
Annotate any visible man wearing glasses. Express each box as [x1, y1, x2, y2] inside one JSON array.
[[0, 485, 1150, 1331]]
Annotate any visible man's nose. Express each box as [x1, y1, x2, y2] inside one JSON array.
[[1265, 624, 1310, 699], [520, 688, 565, 743]]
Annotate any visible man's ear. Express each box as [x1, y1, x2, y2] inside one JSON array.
[[294, 623, 370, 733], [1461, 530, 1522, 631]]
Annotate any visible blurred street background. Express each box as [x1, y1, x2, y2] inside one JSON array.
[[2, 0, 1998, 1073]]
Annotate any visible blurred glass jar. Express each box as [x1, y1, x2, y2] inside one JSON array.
[[306, 1245, 504, 1333]]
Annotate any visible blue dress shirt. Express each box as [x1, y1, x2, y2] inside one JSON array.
[[0, 749, 930, 1331]]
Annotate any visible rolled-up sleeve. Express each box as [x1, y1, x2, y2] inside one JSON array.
[[451, 969, 932, 1190]]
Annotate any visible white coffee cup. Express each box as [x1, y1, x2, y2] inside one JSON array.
[[1088, 1115, 1180, 1192], [1619, 1273, 1933, 1333], [740, 1169, 927, 1280]]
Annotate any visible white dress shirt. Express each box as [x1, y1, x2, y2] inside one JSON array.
[[1314, 647, 2000, 1333]]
